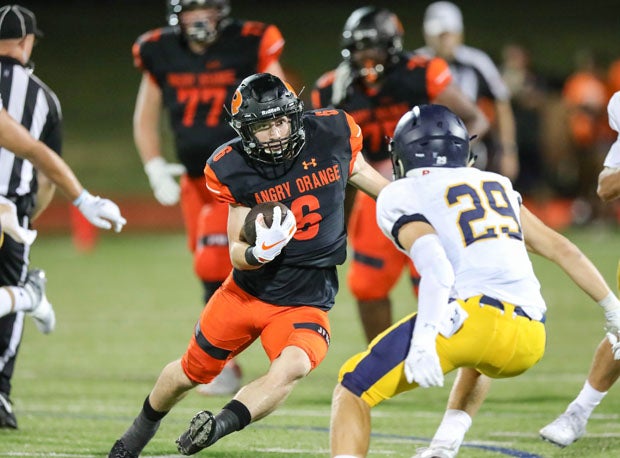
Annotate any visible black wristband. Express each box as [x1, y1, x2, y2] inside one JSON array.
[[245, 246, 263, 266]]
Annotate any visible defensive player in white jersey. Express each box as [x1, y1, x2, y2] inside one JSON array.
[[538, 90, 620, 448], [329, 104, 620, 458]]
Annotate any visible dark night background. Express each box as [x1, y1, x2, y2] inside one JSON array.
[[9, 0, 620, 195]]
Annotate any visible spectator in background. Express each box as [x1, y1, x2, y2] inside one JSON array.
[[131, 0, 287, 395], [539, 90, 620, 448], [561, 48, 612, 224], [500, 42, 549, 199], [416, 1, 519, 181], [0, 4, 125, 429], [311, 6, 488, 343]]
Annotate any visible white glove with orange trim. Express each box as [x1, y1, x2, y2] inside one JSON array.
[[251, 206, 296, 263]]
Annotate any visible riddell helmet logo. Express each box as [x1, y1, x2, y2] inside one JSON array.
[[261, 107, 282, 115], [231, 90, 243, 115]]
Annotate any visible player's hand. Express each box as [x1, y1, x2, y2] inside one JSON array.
[[605, 307, 620, 359], [74, 191, 127, 232], [144, 157, 185, 206], [404, 325, 443, 388], [331, 61, 353, 106], [251, 206, 296, 263]]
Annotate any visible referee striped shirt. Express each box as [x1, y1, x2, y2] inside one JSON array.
[[0, 55, 62, 215]]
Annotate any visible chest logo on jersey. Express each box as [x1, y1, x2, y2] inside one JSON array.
[[302, 158, 317, 169], [254, 163, 342, 203]]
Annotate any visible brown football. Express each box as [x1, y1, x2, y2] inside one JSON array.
[[241, 201, 291, 245]]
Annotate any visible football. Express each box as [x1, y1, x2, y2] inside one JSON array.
[[241, 201, 291, 245]]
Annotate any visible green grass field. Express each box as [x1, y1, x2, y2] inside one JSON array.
[[2, 227, 620, 457]]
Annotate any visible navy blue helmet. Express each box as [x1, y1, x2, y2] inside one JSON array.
[[390, 104, 472, 179]]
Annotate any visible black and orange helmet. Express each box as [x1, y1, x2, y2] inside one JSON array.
[[229, 73, 305, 176]]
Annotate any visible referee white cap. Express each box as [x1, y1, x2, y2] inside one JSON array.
[[423, 1, 463, 36], [0, 5, 43, 40]]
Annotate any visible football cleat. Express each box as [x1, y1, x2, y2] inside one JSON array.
[[539, 408, 587, 447], [108, 439, 138, 458], [412, 444, 458, 458], [176, 410, 216, 455], [195, 359, 242, 396], [0, 391, 17, 429], [24, 269, 56, 334]]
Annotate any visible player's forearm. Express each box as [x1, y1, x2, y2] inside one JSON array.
[[550, 238, 610, 302], [348, 156, 390, 199], [133, 122, 163, 165], [0, 109, 83, 201], [230, 241, 262, 270]]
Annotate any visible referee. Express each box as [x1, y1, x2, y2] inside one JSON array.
[[0, 4, 61, 429]]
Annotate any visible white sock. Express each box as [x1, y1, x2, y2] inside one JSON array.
[[0, 286, 32, 316], [431, 409, 472, 449], [568, 380, 606, 418]]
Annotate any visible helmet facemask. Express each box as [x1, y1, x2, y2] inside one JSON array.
[[340, 7, 404, 86], [168, 0, 230, 45]]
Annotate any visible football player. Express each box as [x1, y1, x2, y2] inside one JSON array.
[[538, 90, 620, 448], [108, 73, 390, 457], [131, 0, 286, 395], [312, 6, 489, 343], [329, 104, 620, 458]]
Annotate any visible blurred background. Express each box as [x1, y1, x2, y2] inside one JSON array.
[[14, 0, 620, 238]]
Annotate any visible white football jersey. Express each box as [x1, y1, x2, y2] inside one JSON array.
[[604, 91, 620, 168], [377, 166, 546, 320]]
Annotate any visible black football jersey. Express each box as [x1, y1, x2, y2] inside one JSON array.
[[133, 20, 282, 177], [205, 109, 362, 309], [312, 53, 452, 163]]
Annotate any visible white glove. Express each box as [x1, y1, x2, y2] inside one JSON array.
[[74, 190, 127, 233], [144, 157, 185, 206], [404, 324, 443, 388], [331, 61, 353, 107], [599, 292, 620, 360], [0, 196, 37, 244], [251, 206, 296, 263], [605, 307, 620, 360]]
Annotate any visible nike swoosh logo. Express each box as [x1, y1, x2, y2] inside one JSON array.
[[261, 239, 286, 250]]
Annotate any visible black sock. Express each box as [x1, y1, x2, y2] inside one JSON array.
[[120, 396, 169, 453], [211, 399, 252, 443]]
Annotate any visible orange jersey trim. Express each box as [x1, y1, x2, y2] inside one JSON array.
[[257, 25, 285, 72], [344, 112, 363, 175], [204, 163, 236, 204], [132, 28, 162, 70]]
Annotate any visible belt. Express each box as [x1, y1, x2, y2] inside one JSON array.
[[479, 295, 546, 324]]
